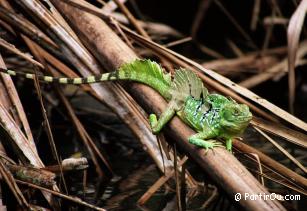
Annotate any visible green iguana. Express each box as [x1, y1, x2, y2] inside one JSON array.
[[0, 59, 252, 151]]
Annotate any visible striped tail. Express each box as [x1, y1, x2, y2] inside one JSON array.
[[0, 59, 173, 99]]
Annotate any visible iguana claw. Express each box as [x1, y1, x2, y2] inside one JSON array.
[[188, 138, 223, 151], [149, 114, 157, 128], [149, 114, 160, 134]]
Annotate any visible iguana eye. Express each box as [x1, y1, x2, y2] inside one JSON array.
[[233, 109, 239, 115]]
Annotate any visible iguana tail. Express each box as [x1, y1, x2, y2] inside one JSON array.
[[0, 59, 172, 99]]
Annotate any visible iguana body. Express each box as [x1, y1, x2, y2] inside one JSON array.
[[0, 59, 252, 151]]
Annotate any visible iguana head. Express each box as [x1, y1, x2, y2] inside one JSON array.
[[220, 103, 252, 136]]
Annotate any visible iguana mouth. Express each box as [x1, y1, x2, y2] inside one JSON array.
[[237, 114, 252, 122]]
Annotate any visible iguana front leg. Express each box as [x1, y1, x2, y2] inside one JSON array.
[[149, 102, 176, 134], [188, 130, 223, 151]]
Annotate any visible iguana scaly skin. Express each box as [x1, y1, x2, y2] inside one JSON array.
[[0, 59, 252, 151]]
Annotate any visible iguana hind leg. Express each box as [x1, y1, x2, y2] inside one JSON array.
[[149, 102, 176, 134], [188, 130, 223, 151]]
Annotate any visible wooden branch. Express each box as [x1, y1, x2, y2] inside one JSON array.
[[0, 49, 37, 154], [49, 1, 285, 210], [233, 139, 307, 190]]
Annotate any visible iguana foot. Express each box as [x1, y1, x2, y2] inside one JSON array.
[[188, 138, 223, 151], [149, 114, 159, 134], [225, 139, 232, 152]]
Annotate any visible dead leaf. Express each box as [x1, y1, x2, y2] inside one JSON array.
[[287, 0, 307, 113]]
